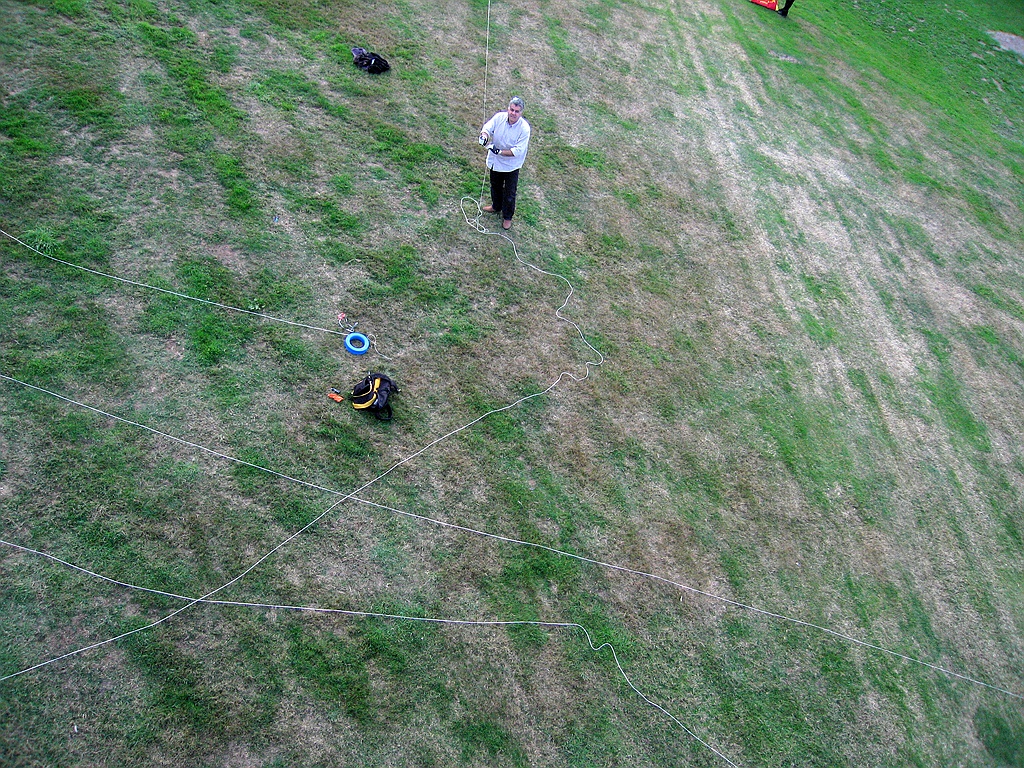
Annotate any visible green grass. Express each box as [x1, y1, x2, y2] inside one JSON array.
[[455, 716, 529, 766], [248, 68, 348, 118], [2, 0, 1024, 765], [919, 329, 992, 452], [975, 705, 1024, 767]]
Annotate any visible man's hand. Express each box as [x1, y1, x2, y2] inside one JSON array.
[[478, 133, 488, 146], [490, 146, 501, 155]]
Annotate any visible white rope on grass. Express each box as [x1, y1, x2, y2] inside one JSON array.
[[0, 358, 596, 519], [367, 332, 392, 360], [0, 227, 348, 338], [346, 499, 1024, 704], [463, 0, 603, 370], [453, 0, 1022, 738], [0, 150, 605, 673], [0, 492, 347, 682], [0, 358, 598, 657], [1, 374, 1020, 703], [0, 368, 609, 687], [2, 8, 1017, 764], [166, 604, 740, 767], [2, 4, 717, 765], [479, 0, 493, 202], [0, 539, 738, 767], [459, 200, 605, 371], [0, 374, 339, 495], [0, 538, 195, 602]]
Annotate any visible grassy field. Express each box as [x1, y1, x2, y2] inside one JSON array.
[[1, 0, 1023, 765]]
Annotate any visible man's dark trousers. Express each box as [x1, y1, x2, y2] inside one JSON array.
[[489, 168, 520, 220]]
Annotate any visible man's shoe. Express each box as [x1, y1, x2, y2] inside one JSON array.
[[777, 9, 787, 15], [482, 204, 499, 213], [502, 219, 512, 230]]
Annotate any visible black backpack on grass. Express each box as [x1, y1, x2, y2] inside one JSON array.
[[351, 372, 399, 421], [351, 46, 390, 75]]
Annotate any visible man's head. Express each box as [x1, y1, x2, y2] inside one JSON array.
[[508, 96, 524, 123]]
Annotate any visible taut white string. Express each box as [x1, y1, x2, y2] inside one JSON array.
[[0, 227, 347, 337]]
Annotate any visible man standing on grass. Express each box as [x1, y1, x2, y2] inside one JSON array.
[[478, 96, 531, 231]]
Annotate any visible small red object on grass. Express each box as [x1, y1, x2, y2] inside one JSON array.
[[749, 0, 778, 9]]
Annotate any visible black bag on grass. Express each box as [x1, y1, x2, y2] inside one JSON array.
[[351, 372, 399, 421], [351, 46, 390, 75]]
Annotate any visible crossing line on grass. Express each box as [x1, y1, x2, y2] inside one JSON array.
[[1, 374, 1021, 707], [0, 537, 739, 767], [3, 8, 1021, 767], [0, 227, 348, 338]]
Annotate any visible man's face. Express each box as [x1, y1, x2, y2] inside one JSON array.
[[507, 103, 522, 123]]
